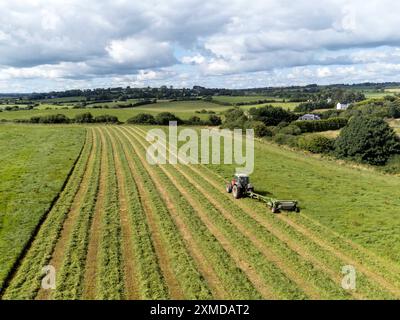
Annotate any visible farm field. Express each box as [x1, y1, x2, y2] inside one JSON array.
[[0, 100, 300, 122], [0, 101, 226, 122], [2, 124, 400, 300], [0, 125, 85, 289], [212, 95, 284, 104]]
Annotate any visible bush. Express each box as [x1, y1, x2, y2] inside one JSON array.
[[279, 124, 302, 136], [381, 155, 400, 174], [94, 115, 120, 123], [273, 134, 299, 147], [186, 116, 202, 125], [335, 116, 400, 165], [126, 113, 156, 125], [249, 105, 297, 126], [74, 112, 93, 123], [294, 117, 348, 133], [221, 108, 248, 129], [251, 121, 272, 137], [30, 114, 70, 124], [208, 114, 222, 126], [294, 101, 334, 112], [298, 134, 335, 154], [155, 112, 183, 125], [320, 109, 344, 119]]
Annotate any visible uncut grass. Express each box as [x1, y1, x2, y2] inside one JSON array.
[[95, 130, 125, 299], [111, 131, 168, 299], [126, 127, 309, 299], [115, 128, 261, 300], [132, 126, 396, 299], [52, 131, 101, 299], [0, 125, 85, 289], [115, 129, 211, 299], [1, 130, 92, 299]]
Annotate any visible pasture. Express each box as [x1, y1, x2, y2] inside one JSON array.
[[0, 100, 300, 123], [0, 125, 85, 289]]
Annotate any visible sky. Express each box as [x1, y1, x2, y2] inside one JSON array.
[[0, 0, 400, 92]]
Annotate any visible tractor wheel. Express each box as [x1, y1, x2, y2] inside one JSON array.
[[271, 207, 279, 214], [232, 185, 241, 199], [226, 183, 233, 193], [295, 207, 300, 213]]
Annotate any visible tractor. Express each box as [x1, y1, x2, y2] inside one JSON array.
[[226, 173, 300, 213], [226, 173, 254, 199]]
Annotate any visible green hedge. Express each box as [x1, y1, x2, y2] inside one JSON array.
[[294, 117, 348, 133]]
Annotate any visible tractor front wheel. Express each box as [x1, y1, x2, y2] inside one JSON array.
[[232, 185, 241, 199], [226, 183, 233, 193]]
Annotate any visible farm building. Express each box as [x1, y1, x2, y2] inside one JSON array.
[[337, 102, 350, 110], [298, 114, 321, 121]]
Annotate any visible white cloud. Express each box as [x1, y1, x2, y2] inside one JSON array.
[[1, 0, 400, 91], [181, 55, 206, 65], [106, 37, 176, 68]]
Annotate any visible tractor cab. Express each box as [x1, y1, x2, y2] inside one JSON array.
[[235, 174, 249, 187], [226, 174, 254, 199]]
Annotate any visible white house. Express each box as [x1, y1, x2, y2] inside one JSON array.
[[337, 103, 350, 110]]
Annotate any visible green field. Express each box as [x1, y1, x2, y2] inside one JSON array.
[[212, 95, 283, 104], [385, 88, 400, 93], [363, 91, 392, 99], [1, 124, 400, 300], [0, 125, 85, 289], [0, 100, 300, 122]]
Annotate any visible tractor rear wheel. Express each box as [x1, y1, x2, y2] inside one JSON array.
[[233, 185, 241, 199], [226, 183, 232, 193]]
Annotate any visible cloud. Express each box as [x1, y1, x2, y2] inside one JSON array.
[[1, 0, 400, 91]]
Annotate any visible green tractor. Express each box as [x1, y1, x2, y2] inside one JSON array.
[[226, 173, 300, 213]]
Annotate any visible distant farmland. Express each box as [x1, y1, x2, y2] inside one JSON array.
[[0, 100, 300, 122]]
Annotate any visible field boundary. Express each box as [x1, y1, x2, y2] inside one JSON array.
[[0, 129, 88, 297]]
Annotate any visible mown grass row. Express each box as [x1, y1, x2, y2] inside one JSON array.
[[114, 128, 212, 299], [126, 127, 310, 299], [191, 128, 400, 294], [95, 130, 125, 299], [115, 127, 261, 299], [176, 161, 400, 298], [173, 153, 396, 299], [174, 164, 352, 299], [176, 158, 397, 299], [131, 126, 396, 299], [52, 131, 102, 299], [111, 129, 168, 299], [2, 129, 94, 300]]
